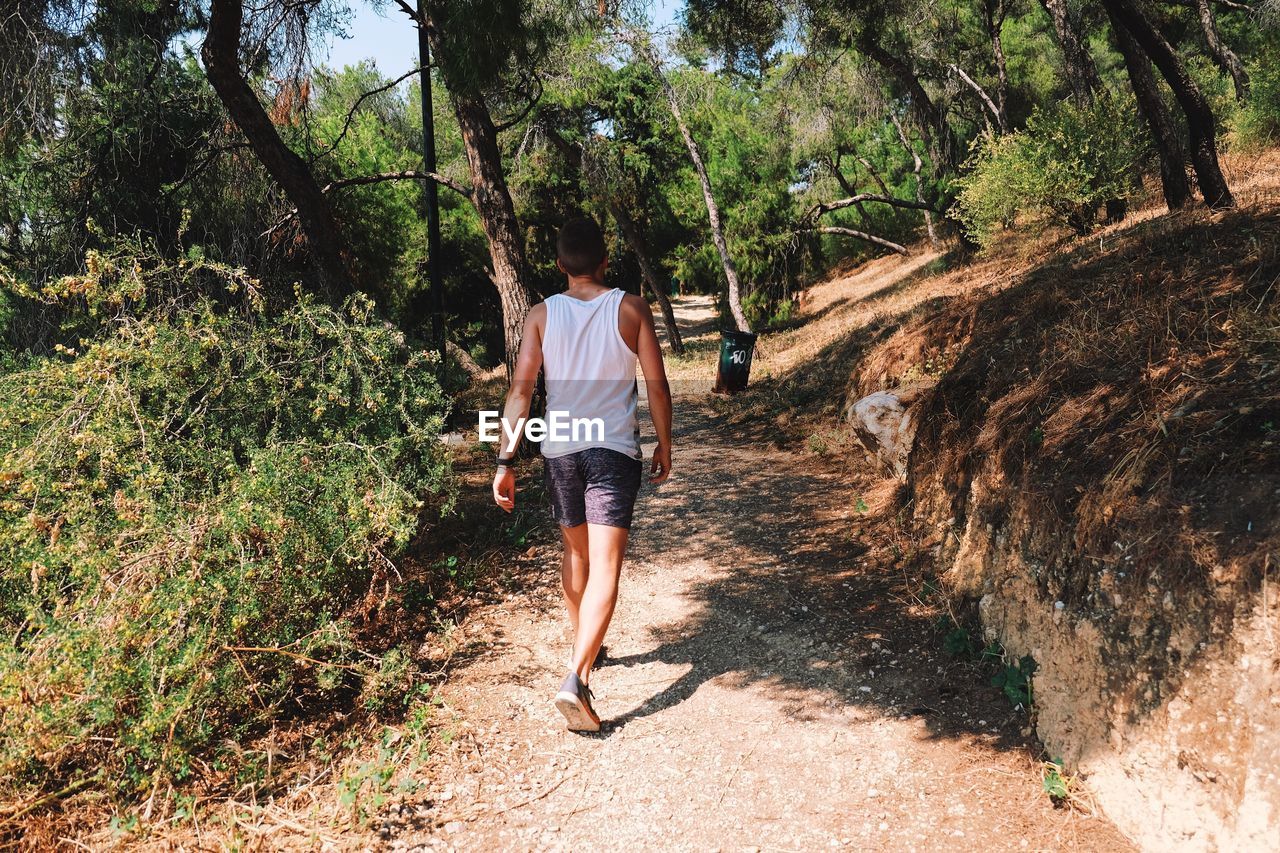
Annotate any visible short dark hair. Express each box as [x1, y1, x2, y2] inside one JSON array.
[[556, 217, 606, 276]]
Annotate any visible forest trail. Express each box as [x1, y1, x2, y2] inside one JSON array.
[[384, 296, 1134, 852]]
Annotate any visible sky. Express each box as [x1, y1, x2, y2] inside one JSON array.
[[320, 0, 686, 78]]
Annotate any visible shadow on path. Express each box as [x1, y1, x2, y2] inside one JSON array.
[[608, 401, 1026, 746]]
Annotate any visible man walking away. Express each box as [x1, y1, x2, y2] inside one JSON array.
[[492, 217, 673, 732]]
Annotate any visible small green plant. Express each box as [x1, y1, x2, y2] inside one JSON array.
[[401, 577, 437, 610], [1042, 759, 1069, 800], [992, 654, 1038, 709], [338, 745, 398, 827], [361, 647, 419, 715], [943, 625, 983, 658], [901, 346, 957, 384], [1041, 757, 1096, 812]]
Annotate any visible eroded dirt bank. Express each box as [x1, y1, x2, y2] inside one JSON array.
[[851, 207, 1280, 850]]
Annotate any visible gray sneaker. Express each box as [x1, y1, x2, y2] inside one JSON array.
[[554, 671, 601, 732]]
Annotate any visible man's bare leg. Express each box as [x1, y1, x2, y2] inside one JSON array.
[[570, 523, 629, 684], [560, 523, 589, 637]]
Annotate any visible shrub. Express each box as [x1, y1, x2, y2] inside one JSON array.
[[1230, 45, 1280, 150], [742, 289, 796, 329], [741, 288, 770, 329], [951, 94, 1143, 247], [0, 242, 452, 806]]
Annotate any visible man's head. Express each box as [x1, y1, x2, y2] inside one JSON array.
[[556, 217, 607, 277]]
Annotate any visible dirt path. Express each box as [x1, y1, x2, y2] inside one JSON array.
[[383, 301, 1133, 852]]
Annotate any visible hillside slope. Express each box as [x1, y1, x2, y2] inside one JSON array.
[[732, 151, 1280, 850]]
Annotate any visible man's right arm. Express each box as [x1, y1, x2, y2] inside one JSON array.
[[493, 305, 545, 511]]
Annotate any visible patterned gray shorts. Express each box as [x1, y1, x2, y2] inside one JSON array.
[[543, 447, 643, 529]]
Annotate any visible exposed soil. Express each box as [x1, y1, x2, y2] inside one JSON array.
[[380, 300, 1133, 851]]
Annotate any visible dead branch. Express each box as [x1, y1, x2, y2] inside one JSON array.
[[808, 193, 939, 220], [811, 226, 909, 255], [317, 66, 422, 161], [321, 169, 473, 198], [949, 63, 1007, 133]]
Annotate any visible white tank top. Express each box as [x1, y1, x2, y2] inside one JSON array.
[[539, 288, 640, 460]]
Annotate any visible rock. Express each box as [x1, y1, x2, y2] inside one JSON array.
[[844, 384, 932, 480]]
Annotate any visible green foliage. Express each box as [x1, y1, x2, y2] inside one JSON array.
[[0, 241, 452, 804], [361, 648, 418, 715], [952, 95, 1143, 246], [943, 625, 983, 658], [992, 653, 1038, 709], [0, 20, 226, 284], [1042, 758, 1069, 800], [1231, 43, 1280, 150], [667, 66, 802, 303], [740, 290, 797, 329], [306, 64, 426, 308], [422, 0, 577, 98]]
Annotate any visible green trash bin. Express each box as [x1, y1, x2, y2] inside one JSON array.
[[714, 329, 758, 395]]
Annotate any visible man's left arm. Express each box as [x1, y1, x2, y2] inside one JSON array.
[[632, 299, 673, 484]]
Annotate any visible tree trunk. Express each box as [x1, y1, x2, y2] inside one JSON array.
[[983, 0, 1010, 131], [891, 115, 937, 246], [1195, 0, 1249, 101], [202, 0, 353, 296], [609, 201, 685, 355], [857, 35, 958, 178], [433, 57, 534, 373], [1103, 0, 1234, 209], [1039, 0, 1104, 106], [1112, 20, 1192, 209], [652, 62, 749, 332], [1039, 0, 1133, 224]]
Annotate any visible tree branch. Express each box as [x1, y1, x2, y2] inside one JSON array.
[[317, 66, 422, 162], [891, 113, 938, 245], [261, 170, 475, 239], [391, 0, 421, 24], [321, 169, 473, 198], [811, 226, 909, 255], [808, 193, 938, 220], [949, 63, 1007, 133], [493, 75, 543, 133], [823, 153, 856, 197], [1195, 0, 1253, 10]]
